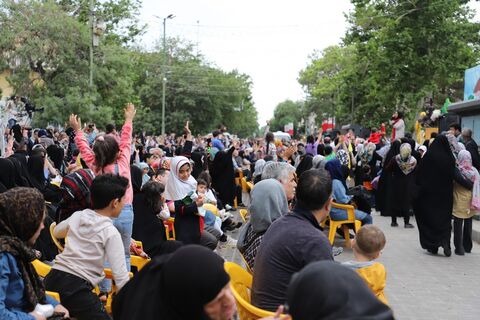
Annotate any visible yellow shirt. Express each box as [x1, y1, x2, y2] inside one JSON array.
[[356, 262, 388, 305]]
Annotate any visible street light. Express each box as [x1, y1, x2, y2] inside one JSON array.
[[161, 14, 175, 136]]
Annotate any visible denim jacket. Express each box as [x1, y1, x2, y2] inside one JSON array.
[[0, 252, 58, 320]]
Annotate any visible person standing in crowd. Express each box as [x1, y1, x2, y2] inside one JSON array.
[[390, 111, 405, 140], [210, 145, 237, 211], [264, 132, 278, 162], [376, 140, 401, 217], [413, 135, 456, 256], [385, 143, 417, 228], [70, 103, 136, 294], [461, 128, 480, 171], [452, 150, 479, 255], [211, 130, 225, 151], [449, 123, 462, 142], [252, 169, 333, 312]]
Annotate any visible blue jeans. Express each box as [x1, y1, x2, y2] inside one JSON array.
[[98, 204, 133, 292], [330, 207, 373, 225]]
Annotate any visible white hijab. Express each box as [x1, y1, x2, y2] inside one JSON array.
[[164, 156, 197, 201]]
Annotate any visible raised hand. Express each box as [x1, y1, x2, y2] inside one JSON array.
[[124, 103, 136, 121], [69, 114, 82, 131]]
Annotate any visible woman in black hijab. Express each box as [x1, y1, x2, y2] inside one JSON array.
[[0, 158, 18, 192], [295, 154, 313, 178], [211, 147, 236, 209], [377, 140, 401, 217], [287, 261, 394, 320], [191, 150, 206, 179], [413, 135, 456, 256], [112, 245, 235, 320]]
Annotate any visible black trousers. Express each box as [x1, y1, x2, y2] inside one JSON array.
[[453, 217, 473, 253], [392, 209, 410, 224], [44, 269, 111, 320]]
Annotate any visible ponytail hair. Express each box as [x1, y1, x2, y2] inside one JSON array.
[[93, 135, 120, 169]]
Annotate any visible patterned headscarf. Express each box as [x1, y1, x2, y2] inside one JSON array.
[[336, 149, 350, 167], [360, 142, 376, 164], [457, 150, 480, 206], [0, 187, 47, 311], [395, 143, 417, 175]]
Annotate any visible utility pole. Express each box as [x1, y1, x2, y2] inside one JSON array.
[[89, 0, 94, 87], [161, 14, 175, 136]]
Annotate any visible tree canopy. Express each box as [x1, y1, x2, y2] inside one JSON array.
[[0, 0, 258, 136], [297, 0, 480, 129]]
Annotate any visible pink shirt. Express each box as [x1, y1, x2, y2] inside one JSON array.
[[75, 121, 133, 205]]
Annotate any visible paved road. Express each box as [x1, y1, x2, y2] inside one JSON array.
[[219, 210, 480, 320]]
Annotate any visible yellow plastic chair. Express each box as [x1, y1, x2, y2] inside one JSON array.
[[32, 259, 52, 278], [164, 217, 176, 240], [104, 268, 134, 314], [31, 260, 61, 302], [204, 203, 219, 216], [49, 222, 64, 253], [239, 209, 249, 223], [224, 262, 277, 320], [328, 202, 362, 248], [47, 291, 61, 302], [130, 255, 150, 272]]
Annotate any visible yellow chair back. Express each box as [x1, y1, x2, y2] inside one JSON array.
[[49, 222, 64, 253], [239, 209, 249, 223], [224, 262, 276, 320], [203, 203, 219, 216], [328, 202, 362, 248]]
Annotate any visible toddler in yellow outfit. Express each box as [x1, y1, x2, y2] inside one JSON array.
[[343, 225, 388, 305]]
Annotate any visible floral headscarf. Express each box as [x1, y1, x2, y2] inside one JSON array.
[[395, 143, 417, 175], [458, 150, 480, 209]]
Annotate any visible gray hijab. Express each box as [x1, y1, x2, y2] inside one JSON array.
[[249, 178, 289, 233], [253, 159, 266, 177], [312, 155, 326, 169]]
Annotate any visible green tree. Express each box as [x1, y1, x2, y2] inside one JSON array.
[[269, 100, 304, 134], [301, 0, 480, 129]]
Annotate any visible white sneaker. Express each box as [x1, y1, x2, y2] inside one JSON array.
[[225, 204, 233, 211]]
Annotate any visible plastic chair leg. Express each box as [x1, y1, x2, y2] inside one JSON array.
[[328, 222, 338, 244], [342, 225, 352, 248]]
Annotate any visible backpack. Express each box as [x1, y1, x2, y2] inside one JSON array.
[[58, 169, 95, 222]]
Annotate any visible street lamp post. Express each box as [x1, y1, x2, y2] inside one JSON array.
[[162, 14, 175, 136]]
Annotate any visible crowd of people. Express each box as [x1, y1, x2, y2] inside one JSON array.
[[0, 103, 479, 319]]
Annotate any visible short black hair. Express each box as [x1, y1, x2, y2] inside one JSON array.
[[296, 169, 332, 211], [264, 155, 274, 162], [106, 123, 116, 134], [449, 123, 461, 131], [212, 130, 221, 138], [324, 146, 333, 155], [145, 153, 153, 160], [90, 174, 129, 210], [430, 132, 438, 138]]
